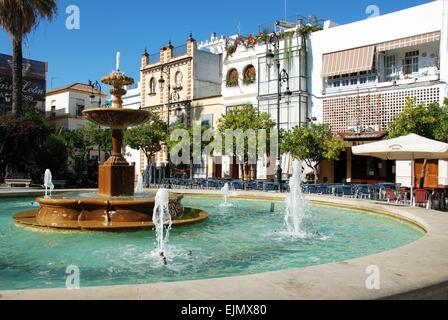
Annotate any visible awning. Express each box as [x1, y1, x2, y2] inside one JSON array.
[[377, 31, 440, 51], [321, 45, 375, 78]]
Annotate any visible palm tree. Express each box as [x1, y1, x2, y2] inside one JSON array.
[[0, 0, 57, 115]]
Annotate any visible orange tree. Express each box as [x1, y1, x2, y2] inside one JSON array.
[[280, 123, 345, 183]]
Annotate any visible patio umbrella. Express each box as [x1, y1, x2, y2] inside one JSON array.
[[352, 133, 448, 205]]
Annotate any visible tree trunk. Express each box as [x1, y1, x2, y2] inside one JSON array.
[[12, 36, 23, 116], [419, 159, 427, 189], [313, 167, 319, 185], [190, 156, 194, 179]]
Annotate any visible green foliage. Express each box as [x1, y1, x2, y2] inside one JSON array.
[[218, 103, 276, 156], [242, 65, 256, 85], [280, 123, 345, 182], [0, 107, 72, 182], [84, 122, 112, 157], [387, 98, 448, 142], [56, 127, 91, 174], [0, 0, 58, 38], [226, 69, 239, 87], [29, 133, 68, 182], [217, 104, 276, 180], [125, 112, 167, 165], [434, 98, 448, 143], [0, 108, 52, 180]]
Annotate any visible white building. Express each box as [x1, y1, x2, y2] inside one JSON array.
[[309, 0, 447, 187], [45, 83, 105, 130], [200, 22, 311, 180], [122, 82, 141, 110], [122, 82, 146, 177]]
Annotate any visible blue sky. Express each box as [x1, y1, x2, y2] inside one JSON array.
[[0, 0, 433, 90]]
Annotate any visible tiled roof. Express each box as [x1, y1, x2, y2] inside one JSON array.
[[46, 83, 105, 96]]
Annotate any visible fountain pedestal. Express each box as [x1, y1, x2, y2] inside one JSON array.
[[99, 163, 135, 197], [99, 129, 134, 197]]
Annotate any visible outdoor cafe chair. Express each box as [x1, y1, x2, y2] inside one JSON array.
[[231, 180, 244, 190], [264, 182, 280, 192], [307, 184, 319, 194], [414, 189, 431, 208], [355, 185, 371, 199], [319, 184, 332, 195], [385, 188, 405, 204], [341, 185, 354, 198]]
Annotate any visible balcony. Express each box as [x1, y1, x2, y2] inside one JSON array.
[[324, 63, 440, 95], [379, 63, 439, 85], [324, 71, 377, 94]]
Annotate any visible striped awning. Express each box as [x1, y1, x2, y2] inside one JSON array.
[[377, 31, 440, 51], [321, 45, 375, 78]]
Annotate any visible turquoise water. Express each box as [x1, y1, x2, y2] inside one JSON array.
[[0, 196, 424, 290]]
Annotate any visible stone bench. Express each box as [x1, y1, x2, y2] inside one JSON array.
[[4, 179, 32, 188]]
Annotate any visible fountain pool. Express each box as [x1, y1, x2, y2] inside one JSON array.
[[0, 195, 423, 291]]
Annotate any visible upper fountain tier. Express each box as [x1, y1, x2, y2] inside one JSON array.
[[83, 69, 150, 129]]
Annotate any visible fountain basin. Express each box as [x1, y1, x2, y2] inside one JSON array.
[[83, 108, 150, 129], [13, 208, 208, 231], [13, 192, 208, 231]]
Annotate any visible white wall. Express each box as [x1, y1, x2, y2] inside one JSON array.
[[439, 160, 448, 187], [396, 160, 412, 188], [125, 146, 143, 179], [123, 82, 141, 110], [222, 42, 261, 107], [193, 48, 222, 99], [45, 92, 69, 114], [46, 90, 102, 117]]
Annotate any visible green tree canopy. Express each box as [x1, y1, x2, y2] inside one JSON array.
[[217, 104, 276, 180], [84, 122, 112, 160], [57, 128, 90, 159], [30, 133, 68, 182], [387, 98, 448, 142], [280, 123, 345, 183], [125, 112, 167, 167]]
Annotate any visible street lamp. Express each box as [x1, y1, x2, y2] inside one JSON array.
[[158, 75, 165, 91], [88, 80, 102, 107], [265, 32, 292, 190]]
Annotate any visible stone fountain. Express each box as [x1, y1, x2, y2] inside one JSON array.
[[13, 54, 208, 231]]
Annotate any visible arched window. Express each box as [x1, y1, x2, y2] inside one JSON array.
[[175, 71, 183, 89], [243, 65, 256, 85], [149, 77, 156, 94], [226, 68, 239, 87]]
